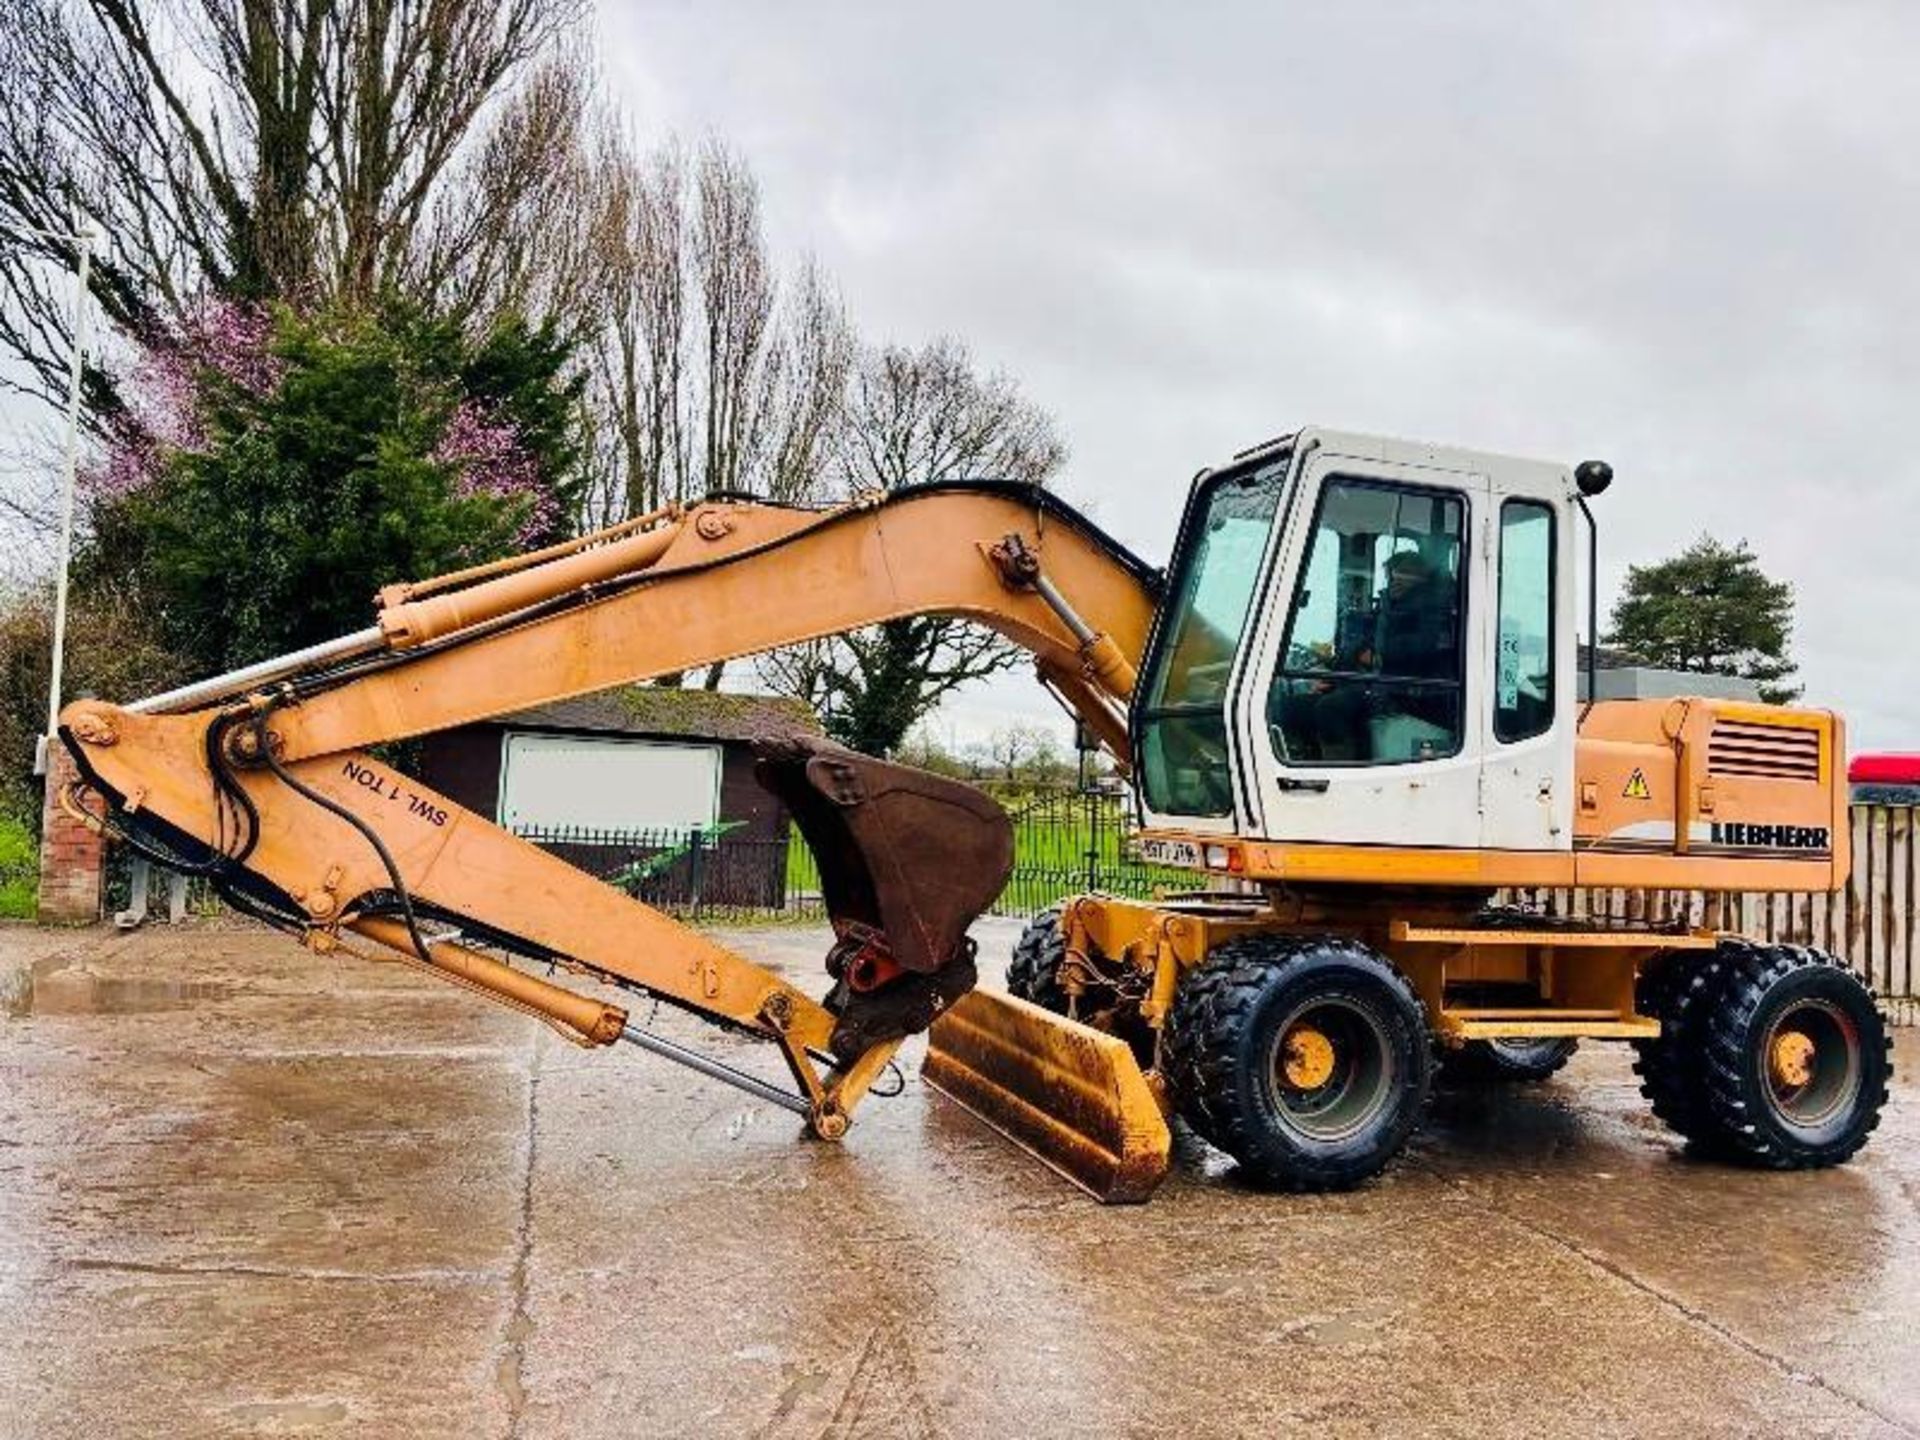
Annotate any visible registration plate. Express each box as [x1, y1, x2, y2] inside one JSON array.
[[1135, 837, 1205, 868]]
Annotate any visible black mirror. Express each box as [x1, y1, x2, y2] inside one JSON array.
[[1575, 460, 1613, 497]]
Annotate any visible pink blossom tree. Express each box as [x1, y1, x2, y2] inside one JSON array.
[[80, 301, 584, 672]]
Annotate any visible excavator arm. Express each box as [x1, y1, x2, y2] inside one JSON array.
[[56, 483, 1166, 1183]]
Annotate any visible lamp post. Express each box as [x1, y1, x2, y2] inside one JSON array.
[[5, 211, 101, 771]]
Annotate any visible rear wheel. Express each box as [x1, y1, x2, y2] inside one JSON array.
[[1165, 935, 1431, 1191], [1632, 947, 1735, 1147], [1441, 1037, 1579, 1083], [1701, 945, 1891, 1169]]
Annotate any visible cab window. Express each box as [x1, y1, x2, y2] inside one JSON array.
[[1136, 457, 1290, 816], [1268, 479, 1466, 765], [1495, 499, 1555, 742]]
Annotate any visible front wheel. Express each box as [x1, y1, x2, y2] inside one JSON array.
[[1004, 902, 1155, 1065], [1005, 904, 1069, 1012], [1164, 935, 1432, 1191]]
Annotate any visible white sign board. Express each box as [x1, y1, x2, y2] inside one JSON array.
[[499, 733, 722, 834]]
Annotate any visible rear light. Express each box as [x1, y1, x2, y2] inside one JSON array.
[[1204, 844, 1230, 871]]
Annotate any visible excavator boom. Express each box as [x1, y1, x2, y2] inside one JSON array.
[[57, 483, 1172, 1196]]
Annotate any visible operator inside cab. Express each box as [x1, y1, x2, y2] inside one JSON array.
[[1270, 485, 1466, 766]]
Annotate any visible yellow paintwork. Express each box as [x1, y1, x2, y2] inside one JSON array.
[[1280, 1024, 1337, 1090], [1770, 1029, 1817, 1089], [1442, 1018, 1660, 1041], [923, 991, 1171, 1203]]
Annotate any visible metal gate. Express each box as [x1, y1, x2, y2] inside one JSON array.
[[993, 786, 1195, 917]]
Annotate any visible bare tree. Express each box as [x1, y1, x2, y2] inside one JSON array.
[[837, 336, 1063, 492], [584, 136, 853, 520], [0, 0, 589, 412], [764, 259, 852, 501], [414, 52, 604, 329], [973, 724, 1066, 786], [758, 337, 1066, 756], [580, 136, 855, 688], [691, 143, 775, 495]]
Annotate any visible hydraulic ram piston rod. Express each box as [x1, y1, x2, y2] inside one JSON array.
[[618, 1023, 812, 1117], [128, 626, 387, 715]]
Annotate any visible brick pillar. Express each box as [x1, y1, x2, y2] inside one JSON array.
[[37, 741, 103, 924]]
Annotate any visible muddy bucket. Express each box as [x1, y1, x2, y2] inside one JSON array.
[[756, 737, 1170, 1200], [754, 737, 1012, 1053]]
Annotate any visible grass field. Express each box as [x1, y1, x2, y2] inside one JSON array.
[[0, 817, 37, 919], [780, 799, 1195, 913]]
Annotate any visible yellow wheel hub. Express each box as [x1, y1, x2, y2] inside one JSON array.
[[1769, 1029, 1817, 1090], [1281, 1025, 1337, 1090]]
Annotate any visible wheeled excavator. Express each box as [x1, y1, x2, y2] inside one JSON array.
[[56, 427, 1891, 1202]]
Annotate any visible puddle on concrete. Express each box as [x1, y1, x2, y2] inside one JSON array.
[[6, 958, 230, 1018], [224, 1398, 351, 1430]]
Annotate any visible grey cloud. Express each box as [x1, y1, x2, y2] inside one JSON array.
[[429, 3, 1920, 744]]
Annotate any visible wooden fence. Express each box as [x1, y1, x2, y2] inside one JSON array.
[[1508, 803, 1919, 1023]]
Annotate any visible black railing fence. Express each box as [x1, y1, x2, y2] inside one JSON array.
[[512, 822, 797, 917], [992, 785, 1200, 917], [511, 785, 1196, 921], [83, 798, 1920, 1010]]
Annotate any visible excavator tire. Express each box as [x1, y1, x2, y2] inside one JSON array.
[[1005, 904, 1070, 1013], [1698, 944, 1892, 1169], [1440, 1037, 1578, 1084], [1164, 934, 1431, 1191], [1633, 946, 1737, 1148]]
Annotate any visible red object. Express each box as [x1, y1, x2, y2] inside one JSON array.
[[826, 921, 905, 994], [1848, 754, 1920, 785], [37, 743, 103, 922]]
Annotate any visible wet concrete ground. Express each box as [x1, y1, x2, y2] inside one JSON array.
[[0, 918, 1916, 1438]]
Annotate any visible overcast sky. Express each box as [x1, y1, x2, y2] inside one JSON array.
[[604, 0, 1915, 752]]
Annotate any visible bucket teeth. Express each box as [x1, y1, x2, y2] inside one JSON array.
[[924, 990, 1172, 1204]]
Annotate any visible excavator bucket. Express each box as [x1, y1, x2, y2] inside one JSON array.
[[924, 991, 1172, 1204], [753, 736, 1013, 1055], [755, 736, 1013, 977], [755, 738, 1171, 1200]]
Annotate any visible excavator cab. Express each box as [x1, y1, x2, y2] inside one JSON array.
[[1130, 429, 1577, 855], [930, 429, 1589, 1198]]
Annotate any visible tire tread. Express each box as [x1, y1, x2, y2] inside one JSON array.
[[1005, 904, 1069, 1013], [1632, 947, 1736, 1146], [1699, 944, 1892, 1169], [1163, 933, 1430, 1190]]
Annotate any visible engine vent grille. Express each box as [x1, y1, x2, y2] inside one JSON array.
[[1706, 719, 1822, 781]]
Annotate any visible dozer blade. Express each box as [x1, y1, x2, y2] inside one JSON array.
[[925, 989, 1172, 1204]]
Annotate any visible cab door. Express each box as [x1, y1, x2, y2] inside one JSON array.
[[1476, 476, 1576, 851], [1237, 446, 1490, 849]]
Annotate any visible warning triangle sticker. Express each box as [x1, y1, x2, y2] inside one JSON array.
[[1622, 768, 1651, 800]]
